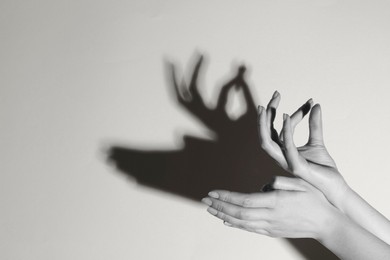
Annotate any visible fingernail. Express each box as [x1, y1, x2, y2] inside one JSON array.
[[273, 91, 279, 98], [307, 98, 313, 105], [224, 221, 232, 227], [201, 198, 212, 206], [261, 183, 274, 192], [208, 191, 219, 199], [207, 207, 218, 215]]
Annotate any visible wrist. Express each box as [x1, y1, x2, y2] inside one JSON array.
[[332, 179, 353, 213], [316, 205, 347, 245], [325, 175, 351, 212]]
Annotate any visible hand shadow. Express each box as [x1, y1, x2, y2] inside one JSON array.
[[106, 55, 339, 260]]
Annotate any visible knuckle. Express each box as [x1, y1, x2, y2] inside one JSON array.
[[272, 176, 282, 186], [238, 220, 251, 229], [271, 191, 282, 208], [221, 192, 231, 203], [217, 211, 226, 221], [260, 141, 271, 151], [237, 210, 249, 220], [297, 178, 308, 188], [215, 203, 224, 212], [243, 197, 252, 207], [292, 166, 307, 176], [291, 167, 301, 175]]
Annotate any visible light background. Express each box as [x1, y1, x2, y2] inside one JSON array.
[[2, 0, 390, 259]]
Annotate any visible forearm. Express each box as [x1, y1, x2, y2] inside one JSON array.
[[337, 185, 390, 245], [319, 209, 390, 260]]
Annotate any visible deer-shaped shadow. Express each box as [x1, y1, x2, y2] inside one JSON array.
[[107, 56, 339, 260]]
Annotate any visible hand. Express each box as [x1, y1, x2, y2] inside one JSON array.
[[258, 97, 349, 210], [258, 91, 313, 164], [202, 176, 339, 240]]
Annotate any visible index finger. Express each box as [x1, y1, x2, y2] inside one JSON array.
[[208, 190, 276, 208], [290, 98, 313, 129]]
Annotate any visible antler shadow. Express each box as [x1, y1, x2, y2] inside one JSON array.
[[106, 55, 338, 260]]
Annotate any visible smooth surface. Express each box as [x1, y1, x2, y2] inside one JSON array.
[[2, 0, 390, 259]]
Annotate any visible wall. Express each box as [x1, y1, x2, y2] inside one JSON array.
[[2, 0, 390, 259]]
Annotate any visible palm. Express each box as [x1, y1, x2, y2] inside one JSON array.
[[298, 144, 336, 170], [270, 137, 338, 179]]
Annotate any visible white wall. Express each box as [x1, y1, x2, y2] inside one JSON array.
[[2, 0, 390, 259]]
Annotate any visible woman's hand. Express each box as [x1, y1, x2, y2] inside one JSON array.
[[203, 177, 390, 260], [258, 96, 349, 210], [203, 92, 390, 258], [202, 176, 340, 240], [259, 95, 390, 244]]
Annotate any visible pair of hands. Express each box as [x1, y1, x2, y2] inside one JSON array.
[[202, 91, 348, 240], [258, 91, 348, 208]]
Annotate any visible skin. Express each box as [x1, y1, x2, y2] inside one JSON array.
[[203, 92, 390, 259], [202, 178, 337, 239], [258, 94, 390, 244]]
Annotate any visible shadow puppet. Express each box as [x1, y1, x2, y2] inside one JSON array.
[[107, 56, 338, 260]]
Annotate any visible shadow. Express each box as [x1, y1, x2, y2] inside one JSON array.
[[106, 56, 339, 260]]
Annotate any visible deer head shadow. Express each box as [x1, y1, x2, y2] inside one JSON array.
[[106, 55, 338, 260]]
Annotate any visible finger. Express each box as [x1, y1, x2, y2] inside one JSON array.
[[258, 105, 270, 146], [290, 98, 313, 130], [206, 207, 269, 231], [258, 106, 288, 169], [308, 104, 324, 145], [224, 221, 270, 236], [208, 190, 276, 208], [203, 197, 270, 221], [279, 98, 313, 142], [261, 183, 275, 192], [282, 114, 301, 173], [258, 105, 274, 150], [271, 176, 307, 192], [266, 91, 281, 129], [189, 55, 203, 93]]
